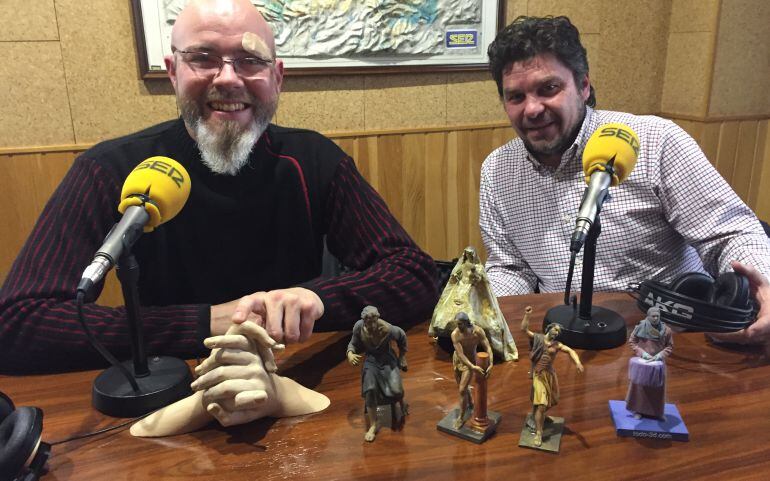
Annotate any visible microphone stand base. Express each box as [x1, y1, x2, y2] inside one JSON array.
[[544, 305, 627, 350], [92, 356, 192, 418]]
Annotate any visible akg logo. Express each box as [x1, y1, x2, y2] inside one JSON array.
[[644, 293, 694, 319]]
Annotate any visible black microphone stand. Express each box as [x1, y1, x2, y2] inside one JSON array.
[[543, 216, 627, 349], [91, 253, 192, 417]]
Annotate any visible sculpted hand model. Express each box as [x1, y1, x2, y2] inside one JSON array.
[[430, 246, 518, 362], [521, 306, 584, 447], [130, 321, 329, 437], [450, 312, 493, 429], [347, 306, 408, 442], [626, 307, 673, 420]]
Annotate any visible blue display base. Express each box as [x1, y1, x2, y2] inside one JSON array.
[[608, 400, 689, 442]]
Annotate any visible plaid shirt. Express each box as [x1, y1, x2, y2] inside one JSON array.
[[480, 107, 770, 296]]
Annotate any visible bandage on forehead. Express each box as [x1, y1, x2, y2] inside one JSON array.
[[242, 32, 271, 60]]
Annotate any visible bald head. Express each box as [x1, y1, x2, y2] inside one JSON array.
[[172, 0, 276, 57]]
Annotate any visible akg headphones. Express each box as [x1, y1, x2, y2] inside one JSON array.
[[635, 271, 756, 332], [0, 391, 50, 481]]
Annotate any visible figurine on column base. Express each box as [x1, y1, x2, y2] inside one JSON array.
[[519, 306, 583, 452], [347, 306, 408, 443], [436, 312, 501, 444]]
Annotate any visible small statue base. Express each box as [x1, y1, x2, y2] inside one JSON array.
[[437, 407, 500, 444], [608, 400, 689, 441], [518, 413, 564, 453]]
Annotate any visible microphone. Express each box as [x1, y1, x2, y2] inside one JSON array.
[[570, 123, 640, 253], [77, 156, 191, 296]]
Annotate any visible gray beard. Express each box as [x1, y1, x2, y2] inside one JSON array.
[[195, 119, 260, 176], [181, 96, 276, 176]]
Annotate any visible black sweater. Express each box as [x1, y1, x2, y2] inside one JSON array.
[[0, 119, 438, 373]]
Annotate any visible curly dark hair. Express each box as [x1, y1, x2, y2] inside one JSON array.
[[488, 16, 596, 107]]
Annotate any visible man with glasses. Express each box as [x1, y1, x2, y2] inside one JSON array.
[[0, 0, 438, 373]]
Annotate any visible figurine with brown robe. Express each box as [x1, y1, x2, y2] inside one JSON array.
[[429, 247, 518, 362], [130, 321, 329, 437], [626, 307, 673, 420], [347, 306, 408, 442], [521, 306, 584, 449]]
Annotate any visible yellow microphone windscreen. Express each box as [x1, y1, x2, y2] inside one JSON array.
[[582, 123, 640, 186], [118, 156, 191, 232]]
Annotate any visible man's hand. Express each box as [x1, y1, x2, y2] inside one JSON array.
[[575, 362, 585, 374], [347, 351, 362, 366], [707, 261, 770, 354], [211, 298, 261, 337], [485, 364, 493, 378], [226, 287, 324, 344], [641, 352, 653, 361], [472, 365, 485, 375]]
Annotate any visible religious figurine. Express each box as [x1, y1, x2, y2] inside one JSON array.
[[429, 246, 518, 362], [130, 321, 330, 437], [521, 306, 584, 449], [451, 312, 493, 429], [436, 312, 501, 443], [347, 306, 408, 442], [626, 307, 673, 420]]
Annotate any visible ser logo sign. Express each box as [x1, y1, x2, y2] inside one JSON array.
[[643, 292, 694, 319], [598, 126, 640, 156], [446, 30, 478, 49], [133, 159, 186, 189]]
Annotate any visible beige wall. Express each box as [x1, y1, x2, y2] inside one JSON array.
[[1, 2, 769, 216], [709, 0, 770, 117], [1, 0, 680, 148]]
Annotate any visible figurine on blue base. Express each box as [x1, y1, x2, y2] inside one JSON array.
[[609, 307, 688, 441], [347, 306, 408, 442], [626, 307, 672, 420]]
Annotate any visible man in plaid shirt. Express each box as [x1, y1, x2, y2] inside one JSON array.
[[480, 16, 770, 350]]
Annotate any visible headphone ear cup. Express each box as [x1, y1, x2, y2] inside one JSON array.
[[0, 406, 44, 478], [0, 391, 14, 422], [713, 272, 750, 308], [670, 272, 715, 301]]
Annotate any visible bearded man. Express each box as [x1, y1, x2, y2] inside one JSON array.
[[0, 0, 437, 373]]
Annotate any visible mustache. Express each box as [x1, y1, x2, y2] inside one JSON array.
[[522, 116, 554, 129], [205, 89, 255, 104]]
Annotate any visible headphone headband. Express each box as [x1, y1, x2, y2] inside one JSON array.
[[636, 277, 755, 332]]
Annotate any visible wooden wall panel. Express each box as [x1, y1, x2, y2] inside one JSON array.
[[1, 117, 767, 307], [733, 121, 760, 202], [424, 132, 448, 258], [751, 121, 769, 212], [714, 121, 741, 183]]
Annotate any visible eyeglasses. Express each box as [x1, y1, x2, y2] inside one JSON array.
[[173, 49, 273, 79]]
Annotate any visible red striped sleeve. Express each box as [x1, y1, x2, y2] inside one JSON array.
[[299, 156, 438, 329], [0, 157, 208, 373]]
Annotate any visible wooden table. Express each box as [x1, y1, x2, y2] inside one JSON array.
[[3, 292, 770, 480]]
